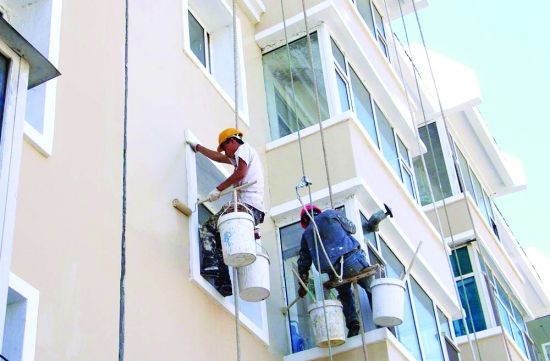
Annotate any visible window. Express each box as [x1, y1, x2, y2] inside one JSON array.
[[2, 0, 62, 155], [188, 11, 210, 70], [2, 273, 39, 361], [280, 207, 375, 354], [184, 1, 249, 121], [0, 22, 58, 345], [410, 278, 445, 361], [350, 68, 378, 145], [379, 240, 422, 360], [542, 342, 550, 361], [185, 133, 268, 342], [413, 122, 452, 205], [331, 39, 351, 112], [328, 43, 416, 199], [455, 144, 499, 238], [352, 0, 389, 59], [450, 247, 486, 337], [262, 32, 329, 140]]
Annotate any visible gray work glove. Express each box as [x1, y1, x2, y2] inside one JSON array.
[[186, 140, 199, 152]]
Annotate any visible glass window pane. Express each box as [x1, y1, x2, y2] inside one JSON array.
[[350, 68, 378, 145], [411, 278, 445, 361], [331, 38, 346, 71], [495, 280, 512, 311], [471, 172, 490, 221], [373, 5, 385, 37], [376, 104, 401, 177], [450, 247, 473, 277], [380, 241, 422, 359], [454, 277, 486, 336], [335, 69, 350, 112], [401, 167, 415, 198], [262, 33, 330, 140], [437, 307, 451, 338], [196, 153, 232, 210], [497, 299, 513, 336], [355, 0, 375, 33], [413, 123, 453, 205], [456, 147, 475, 196], [188, 12, 207, 67], [397, 135, 411, 166]]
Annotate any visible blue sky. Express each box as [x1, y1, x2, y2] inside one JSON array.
[[394, 0, 550, 291]]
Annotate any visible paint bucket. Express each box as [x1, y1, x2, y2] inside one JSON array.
[[237, 248, 270, 302], [371, 278, 405, 327], [307, 300, 346, 348], [217, 211, 256, 267]]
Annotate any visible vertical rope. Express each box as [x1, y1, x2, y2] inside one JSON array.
[[392, 0, 483, 358], [231, 3, 242, 361], [233, 0, 239, 129], [119, 0, 129, 359], [300, 0, 334, 209], [232, 267, 242, 361]]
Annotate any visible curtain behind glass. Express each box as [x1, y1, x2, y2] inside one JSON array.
[[263, 33, 329, 140]]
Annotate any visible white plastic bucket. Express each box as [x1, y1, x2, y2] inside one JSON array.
[[307, 300, 346, 348], [217, 211, 256, 267], [237, 250, 270, 302], [371, 278, 405, 327]]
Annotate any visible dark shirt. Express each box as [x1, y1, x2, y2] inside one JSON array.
[[297, 209, 360, 274]]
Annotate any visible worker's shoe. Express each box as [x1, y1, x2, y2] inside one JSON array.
[[347, 321, 361, 338]]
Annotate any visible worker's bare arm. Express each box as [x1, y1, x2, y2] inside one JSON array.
[[197, 144, 232, 164]]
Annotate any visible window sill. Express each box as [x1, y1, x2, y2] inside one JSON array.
[[237, 0, 266, 24], [183, 48, 250, 126], [283, 328, 415, 361]]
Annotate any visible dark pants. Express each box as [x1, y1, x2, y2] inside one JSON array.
[[332, 248, 371, 330], [199, 203, 264, 296]]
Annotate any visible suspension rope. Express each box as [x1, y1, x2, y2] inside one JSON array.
[[231, 2, 243, 361], [410, 0, 515, 355], [300, 0, 334, 209], [118, 0, 129, 359], [233, 0, 239, 130], [391, 1, 484, 359]]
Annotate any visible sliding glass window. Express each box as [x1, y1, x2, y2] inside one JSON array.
[[263, 33, 329, 140]]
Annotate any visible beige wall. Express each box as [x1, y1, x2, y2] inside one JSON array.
[[10, 0, 284, 360], [459, 330, 529, 361], [11, 0, 125, 359]]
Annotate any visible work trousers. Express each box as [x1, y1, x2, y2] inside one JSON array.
[[199, 203, 264, 296]]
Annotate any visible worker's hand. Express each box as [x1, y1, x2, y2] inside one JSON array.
[[186, 140, 199, 152], [298, 285, 307, 298], [207, 188, 221, 202]]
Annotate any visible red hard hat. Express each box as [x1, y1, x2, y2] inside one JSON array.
[[300, 204, 322, 229]]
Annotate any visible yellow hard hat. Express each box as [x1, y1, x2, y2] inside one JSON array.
[[217, 128, 243, 152]]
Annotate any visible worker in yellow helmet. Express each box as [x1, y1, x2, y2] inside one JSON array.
[[187, 128, 265, 296]]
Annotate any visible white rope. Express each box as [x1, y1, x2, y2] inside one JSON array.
[[390, 0, 483, 358], [231, 3, 242, 361]]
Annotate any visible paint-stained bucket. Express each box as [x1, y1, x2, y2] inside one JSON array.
[[307, 300, 346, 348], [371, 278, 405, 327], [217, 211, 256, 267], [237, 248, 270, 302]]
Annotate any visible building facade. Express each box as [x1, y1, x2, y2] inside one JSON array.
[[0, 0, 547, 361]]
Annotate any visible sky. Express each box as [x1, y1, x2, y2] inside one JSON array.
[[394, 0, 550, 295]]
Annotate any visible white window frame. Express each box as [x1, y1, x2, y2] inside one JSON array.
[[182, 0, 250, 125], [0, 0, 63, 156], [542, 342, 550, 361], [2, 273, 39, 361], [0, 38, 30, 348], [184, 129, 269, 344]]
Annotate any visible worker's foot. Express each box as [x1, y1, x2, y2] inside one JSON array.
[[347, 321, 361, 338]]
